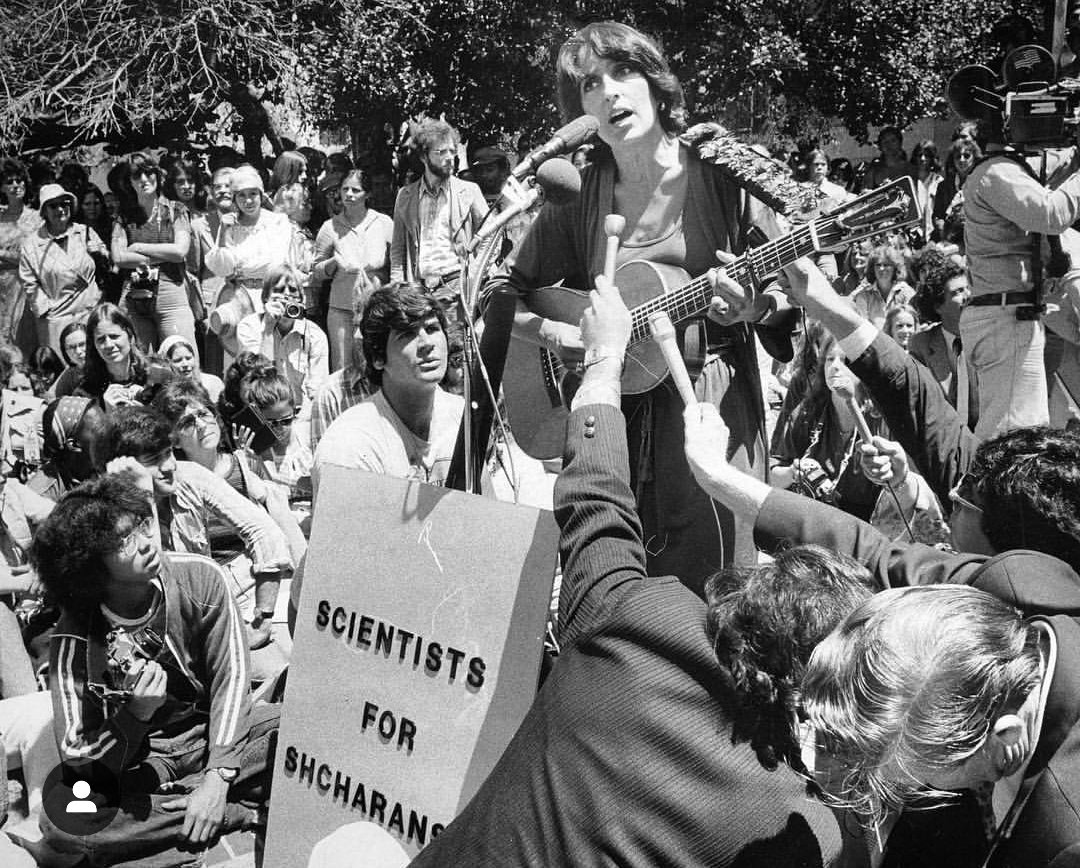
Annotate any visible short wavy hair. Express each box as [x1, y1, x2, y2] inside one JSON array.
[[803, 585, 1041, 823], [883, 304, 919, 341], [706, 545, 875, 773], [556, 21, 686, 136], [967, 426, 1080, 572], [361, 282, 448, 389], [30, 473, 154, 612], [913, 259, 966, 323]]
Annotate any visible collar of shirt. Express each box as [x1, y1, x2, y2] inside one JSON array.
[[420, 177, 449, 200]]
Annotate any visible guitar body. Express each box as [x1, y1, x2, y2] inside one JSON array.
[[504, 260, 697, 460], [502, 177, 922, 460]]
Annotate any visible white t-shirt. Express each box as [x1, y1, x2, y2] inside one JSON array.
[[312, 388, 464, 498]]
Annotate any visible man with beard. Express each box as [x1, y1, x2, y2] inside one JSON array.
[[390, 120, 487, 313]]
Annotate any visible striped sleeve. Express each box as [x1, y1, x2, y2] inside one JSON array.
[[184, 556, 252, 769], [49, 632, 153, 774]]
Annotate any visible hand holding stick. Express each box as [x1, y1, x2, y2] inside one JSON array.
[[648, 311, 697, 407]]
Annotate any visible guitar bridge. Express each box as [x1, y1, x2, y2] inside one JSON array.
[[540, 349, 565, 409]]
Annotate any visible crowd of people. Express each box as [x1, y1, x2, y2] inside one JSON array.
[[0, 14, 1078, 868]]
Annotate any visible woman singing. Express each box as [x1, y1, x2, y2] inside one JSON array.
[[509, 21, 798, 592]]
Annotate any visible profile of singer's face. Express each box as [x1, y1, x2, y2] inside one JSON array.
[[578, 55, 658, 148]]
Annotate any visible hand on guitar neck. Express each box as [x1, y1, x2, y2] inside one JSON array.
[[705, 250, 776, 326]]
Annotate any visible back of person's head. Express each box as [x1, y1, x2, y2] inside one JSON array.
[[326, 151, 354, 176], [30, 473, 154, 612], [238, 365, 293, 412], [91, 405, 172, 471], [361, 282, 447, 389], [968, 426, 1080, 570], [152, 378, 214, 427], [803, 584, 1041, 819], [706, 545, 875, 771], [220, 352, 276, 420]]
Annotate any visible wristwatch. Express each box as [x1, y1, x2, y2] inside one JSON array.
[[210, 767, 239, 784]]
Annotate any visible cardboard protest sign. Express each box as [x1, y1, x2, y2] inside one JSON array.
[[264, 468, 559, 866]]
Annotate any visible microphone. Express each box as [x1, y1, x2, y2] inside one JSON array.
[[468, 159, 581, 252], [602, 214, 625, 284], [648, 311, 697, 407], [512, 115, 599, 180]]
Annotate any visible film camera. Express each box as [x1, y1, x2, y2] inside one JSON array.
[[283, 300, 305, 319], [948, 44, 1080, 148], [88, 627, 165, 703]]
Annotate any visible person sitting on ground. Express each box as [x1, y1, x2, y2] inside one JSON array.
[[159, 334, 224, 403], [51, 321, 88, 398], [26, 470, 280, 867], [236, 263, 328, 448], [90, 406, 293, 649], [313, 282, 460, 493]]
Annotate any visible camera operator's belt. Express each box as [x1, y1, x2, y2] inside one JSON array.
[[968, 291, 1037, 307]]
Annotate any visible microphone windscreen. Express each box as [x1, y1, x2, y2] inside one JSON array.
[[536, 158, 581, 205], [558, 114, 600, 150]]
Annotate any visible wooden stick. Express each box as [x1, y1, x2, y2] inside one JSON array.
[[602, 214, 625, 284], [648, 311, 697, 406], [846, 395, 875, 443]]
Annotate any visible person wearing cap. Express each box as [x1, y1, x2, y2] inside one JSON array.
[[470, 144, 537, 260], [110, 152, 196, 357], [389, 120, 487, 305], [204, 164, 304, 368], [17, 182, 106, 357]]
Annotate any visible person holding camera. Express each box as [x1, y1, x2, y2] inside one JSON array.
[[236, 264, 328, 450], [962, 140, 1080, 439], [24, 469, 279, 866]]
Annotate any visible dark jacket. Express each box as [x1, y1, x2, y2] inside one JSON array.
[[410, 405, 842, 867]]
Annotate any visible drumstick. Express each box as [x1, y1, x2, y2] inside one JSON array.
[[648, 311, 697, 407], [602, 214, 625, 284], [845, 395, 875, 443]]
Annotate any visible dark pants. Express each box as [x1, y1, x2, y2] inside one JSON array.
[[36, 703, 279, 868]]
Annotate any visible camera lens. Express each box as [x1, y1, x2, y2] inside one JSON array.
[[284, 301, 304, 319]]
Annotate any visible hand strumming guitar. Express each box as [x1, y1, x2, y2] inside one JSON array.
[[538, 319, 586, 366]]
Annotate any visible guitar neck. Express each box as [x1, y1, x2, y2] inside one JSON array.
[[627, 221, 821, 347]]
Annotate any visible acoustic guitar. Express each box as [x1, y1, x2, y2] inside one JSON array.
[[503, 177, 921, 460]]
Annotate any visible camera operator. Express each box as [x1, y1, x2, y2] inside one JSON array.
[[236, 263, 328, 449], [962, 133, 1080, 440]]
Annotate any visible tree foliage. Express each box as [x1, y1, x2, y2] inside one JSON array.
[[0, 0, 300, 151], [0, 0, 1051, 156]]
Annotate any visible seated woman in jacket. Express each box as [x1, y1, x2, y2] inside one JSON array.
[[90, 405, 293, 649]]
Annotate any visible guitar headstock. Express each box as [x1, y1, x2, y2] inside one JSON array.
[[812, 177, 921, 251]]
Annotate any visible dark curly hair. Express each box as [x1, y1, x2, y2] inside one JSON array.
[[30, 473, 153, 612], [913, 258, 966, 323], [968, 427, 1080, 572], [91, 405, 173, 471], [706, 545, 876, 772], [556, 21, 686, 163], [361, 282, 448, 389], [219, 351, 276, 422]]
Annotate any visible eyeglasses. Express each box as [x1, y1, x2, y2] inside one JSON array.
[[947, 472, 983, 514], [116, 516, 156, 558], [177, 408, 216, 430]]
